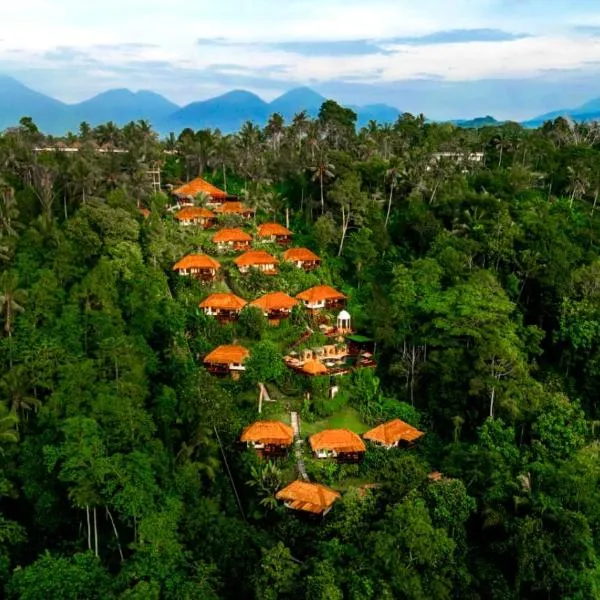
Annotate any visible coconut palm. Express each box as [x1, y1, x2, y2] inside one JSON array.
[[0, 271, 26, 338], [0, 402, 18, 452], [311, 156, 335, 214], [385, 161, 406, 227]]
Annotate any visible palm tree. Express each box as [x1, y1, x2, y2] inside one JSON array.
[[0, 367, 41, 421], [247, 461, 282, 510], [0, 179, 19, 238], [311, 156, 335, 214], [0, 402, 18, 453], [385, 162, 406, 227], [265, 112, 285, 155], [0, 271, 26, 338]]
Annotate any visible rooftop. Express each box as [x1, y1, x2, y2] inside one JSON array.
[[241, 421, 294, 445], [297, 285, 346, 303], [257, 223, 293, 237], [215, 202, 255, 214], [173, 177, 228, 200], [250, 292, 298, 311], [309, 429, 366, 453], [234, 250, 279, 266], [199, 292, 247, 310], [363, 419, 424, 446], [301, 359, 328, 376], [283, 247, 321, 262], [173, 254, 221, 271], [204, 345, 250, 365], [212, 228, 253, 243], [174, 207, 216, 221], [276, 481, 340, 514]]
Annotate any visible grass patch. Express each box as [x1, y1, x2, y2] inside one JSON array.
[[301, 406, 369, 436]]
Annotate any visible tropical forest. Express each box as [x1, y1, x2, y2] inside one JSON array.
[[1, 103, 600, 599]]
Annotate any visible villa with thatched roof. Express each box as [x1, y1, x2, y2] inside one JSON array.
[[276, 481, 340, 516], [309, 429, 366, 462], [199, 293, 247, 321], [283, 247, 321, 271], [296, 285, 346, 311], [240, 421, 294, 456], [250, 292, 298, 320], [204, 345, 249, 378], [172, 254, 221, 281], [172, 177, 230, 206], [256, 223, 293, 246], [214, 202, 255, 219], [174, 207, 217, 228], [363, 419, 425, 449], [212, 228, 252, 251], [234, 250, 278, 275]]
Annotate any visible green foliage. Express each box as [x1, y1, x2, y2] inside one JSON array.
[[244, 340, 285, 385]]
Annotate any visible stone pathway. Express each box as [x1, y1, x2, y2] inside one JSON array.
[[290, 411, 309, 481]]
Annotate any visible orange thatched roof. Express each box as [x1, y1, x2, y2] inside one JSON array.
[[138, 208, 151, 218], [283, 247, 321, 263], [301, 359, 328, 376], [250, 292, 298, 312], [212, 228, 252, 243], [276, 481, 340, 514], [257, 223, 292, 238], [297, 285, 346, 303], [173, 178, 227, 200], [215, 202, 255, 214], [363, 419, 424, 446], [241, 421, 294, 445], [199, 293, 247, 311], [174, 207, 216, 221], [204, 345, 249, 365], [310, 429, 366, 453], [234, 250, 278, 266], [172, 254, 221, 271]]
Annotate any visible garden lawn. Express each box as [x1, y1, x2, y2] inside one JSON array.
[[301, 406, 369, 436]]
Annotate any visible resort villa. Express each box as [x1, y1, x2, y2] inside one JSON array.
[[172, 254, 221, 281], [296, 285, 346, 311], [284, 341, 376, 377], [309, 429, 366, 462], [172, 177, 231, 207], [203, 344, 250, 378], [250, 292, 298, 321], [256, 223, 293, 246], [283, 247, 321, 271], [276, 481, 341, 516], [363, 419, 425, 449], [199, 293, 247, 321], [212, 228, 252, 251], [240, 420, 294, 456], [174, 207, 217, 228], [214, 202, 255, 219], [234, 250, 279, 275]]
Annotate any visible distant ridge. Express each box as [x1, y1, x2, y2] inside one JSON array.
[[524, 98, 600, 127]]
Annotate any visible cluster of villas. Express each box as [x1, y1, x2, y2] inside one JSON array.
[[240, 419, 424, 516]]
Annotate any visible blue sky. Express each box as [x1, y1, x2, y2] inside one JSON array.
[[2, 0, 600, 119]]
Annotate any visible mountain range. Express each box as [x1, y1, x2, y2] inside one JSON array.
[[2, 74, 600, 136]]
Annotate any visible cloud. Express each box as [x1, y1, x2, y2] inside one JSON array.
[[388, 28, 530, 45]]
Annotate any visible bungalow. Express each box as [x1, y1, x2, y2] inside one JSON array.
[[172, 177, 230, 206], [214, 202, 255, 219], [250, 292, 298, 321], [172, 254, 221, 281], [363, 419, 425, 449], [256, 223, 293, 246], [283, 247, 321, 271], [309, 429, 366, 462], [301, 359, 328, 376], [174, 207, 217, 228], [204, 344, 249, 378], [234, 250, 278, 275], [276, 481, 341, 516], [296, 285, 347, 311], [199, 293, 247, 321], [212, 228, 253, 251], [240, 420, 294, 456]]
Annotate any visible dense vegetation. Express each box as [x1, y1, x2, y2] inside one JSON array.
[[1, 105, 600, 599]]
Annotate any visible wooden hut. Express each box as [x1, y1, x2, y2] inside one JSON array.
[[363, 419, 424, 449], [283, 247, 321, 271], [212, 228, 252, 251], [214, 202, 255, 219], [234, 250, 278, 275], [309, 429, 366, 462], [172, 254, 221, 281], [173, 177, 230, 206], [199, 293, 247, 321], [174, 207, 217, 228], [276, 481, 340, 516], [296, 285, 346, 311], [240, 421, 294, 456], [256, 223, 293, 246], [250, 292, 298, 321], [203, 345, 249, 378], [301, 359, 328, 376]]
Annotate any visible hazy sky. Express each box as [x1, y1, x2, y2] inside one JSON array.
[[2, 0, 600, 119]]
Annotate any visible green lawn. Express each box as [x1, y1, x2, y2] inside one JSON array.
[[301, 406, 369, 436]]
